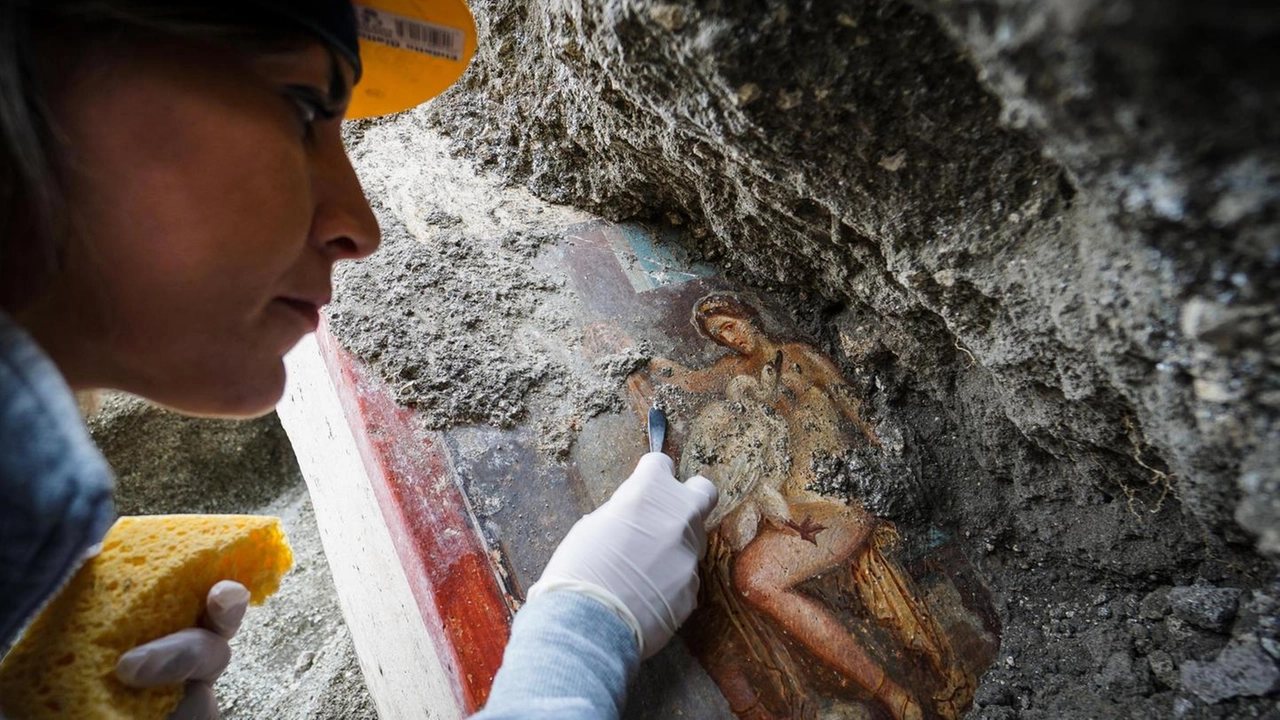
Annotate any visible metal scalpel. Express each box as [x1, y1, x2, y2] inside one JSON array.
[[648, 406, 667, 455]]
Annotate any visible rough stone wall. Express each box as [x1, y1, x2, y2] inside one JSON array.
[[921, 0, 1280, 562], [424, 0, 1278, 558], [402, 0, 1279, 715]]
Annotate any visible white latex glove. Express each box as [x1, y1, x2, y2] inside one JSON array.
[[115, 580, 250, 720], [528, 452, 718, 659]]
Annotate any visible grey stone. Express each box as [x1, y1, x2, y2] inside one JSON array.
[[1181, 635, 1280, 704], [293, 650, 317, 675], [1249, 591, 1280, 627], [1237, 447, 1280, 562], [1141, 588, 1173, 620], [1264, 637, 1280, 661], [87, 394, 301, 515], [1180, 298, 1269, 352], [974, 680, 1014, 707], [1170, 586, 1245, 632], [1148, 650, 1180, 690], [1165, 616, 1199, 644], [1097, 650, 1144, 691], [1194, 378, 1244, 404]]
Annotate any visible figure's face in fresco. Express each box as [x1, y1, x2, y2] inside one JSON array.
[[705, 314, 763, 355]]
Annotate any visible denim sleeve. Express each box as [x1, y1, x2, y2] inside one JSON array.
[[471, 591, 640, 720], [0, 313, 115, 654]]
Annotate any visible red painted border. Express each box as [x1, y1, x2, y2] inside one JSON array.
[[316, 323, 512, 713]]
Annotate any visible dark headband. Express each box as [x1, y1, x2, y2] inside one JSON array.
[[256, 0, 362, 81]]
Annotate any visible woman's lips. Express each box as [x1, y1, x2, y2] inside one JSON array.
[[275, 297, 321, 331]]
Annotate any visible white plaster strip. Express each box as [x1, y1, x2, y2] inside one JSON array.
[[278, 334, 461, 720]]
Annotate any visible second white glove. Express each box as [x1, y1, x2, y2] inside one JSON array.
[[528, 452, 718, 659], [115, 580, 250, 720]]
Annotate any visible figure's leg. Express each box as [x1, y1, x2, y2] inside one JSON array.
[[704, 656, 778, 720], [692, 535, 785, 719], [732, 506, 922, 720]]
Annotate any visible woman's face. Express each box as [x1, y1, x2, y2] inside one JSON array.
[[25, 35, 380, 416], [706, 314, 762, 355]]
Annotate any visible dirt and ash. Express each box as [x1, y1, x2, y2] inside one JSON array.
[[329, 122, 640, 461]]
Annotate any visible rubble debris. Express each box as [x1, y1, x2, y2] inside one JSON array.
[[1169, 586, 1245, 633], [1181, 635, 1280, 704]]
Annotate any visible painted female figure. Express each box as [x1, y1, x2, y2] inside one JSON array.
[[646, 293, 973, 720]]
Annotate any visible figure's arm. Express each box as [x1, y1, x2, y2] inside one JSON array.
[[793, 345, 881, 446], [648, 357, 736, 394]]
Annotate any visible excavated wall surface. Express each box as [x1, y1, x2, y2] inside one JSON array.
[[388, 0, 1279, 716]]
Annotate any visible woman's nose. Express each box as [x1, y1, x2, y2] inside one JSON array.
[[310, 142, 381, 261]]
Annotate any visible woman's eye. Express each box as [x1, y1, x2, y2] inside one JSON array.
[[285, 87, 334, 137], [294, 97, 318, 126]]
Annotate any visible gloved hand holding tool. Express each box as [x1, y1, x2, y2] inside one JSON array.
[[115, 580, 250, 720], [529, 408, 718, 658]]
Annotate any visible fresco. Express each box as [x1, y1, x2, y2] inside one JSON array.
[[567, 224, 999, 720], [444, 222, 1000, 719], [628, 292, 990, 720]]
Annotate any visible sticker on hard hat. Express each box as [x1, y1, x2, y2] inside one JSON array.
[[356, 5, 465, 61], [346, 0, 477, 119]]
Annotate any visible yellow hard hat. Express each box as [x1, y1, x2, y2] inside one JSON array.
[[346, 0, 478, 119]]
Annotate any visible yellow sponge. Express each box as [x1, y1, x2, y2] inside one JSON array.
[[0, 514, 293, 719]]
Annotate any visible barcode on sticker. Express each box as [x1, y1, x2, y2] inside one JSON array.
[[355, 5, 464, 61]]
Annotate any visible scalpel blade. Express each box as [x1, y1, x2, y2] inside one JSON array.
[[648, 407, 667, 455]]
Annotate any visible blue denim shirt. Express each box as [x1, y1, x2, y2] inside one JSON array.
[[473, 592, 639, 719], [0, 312, 115, 655]]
